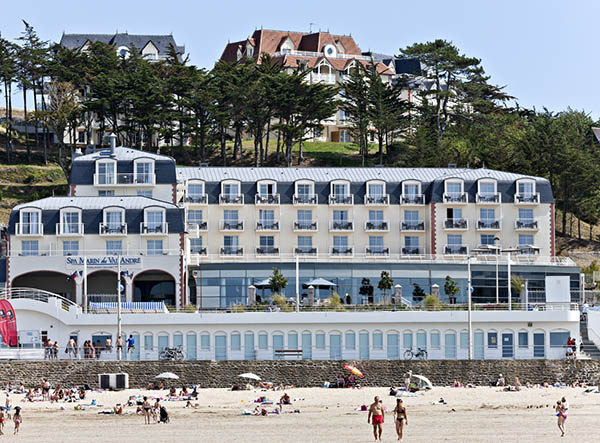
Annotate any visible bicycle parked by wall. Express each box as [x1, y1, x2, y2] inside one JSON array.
[[403, 347, 428, 360]]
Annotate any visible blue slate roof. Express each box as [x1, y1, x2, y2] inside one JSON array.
[[59, 33, 184, 59]]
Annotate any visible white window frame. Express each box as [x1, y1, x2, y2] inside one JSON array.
[[19, 208, 42, 235], [478, 179, 497, 195], [95, 159, 117, 185], [143, 207, 166, 233], [444, 179, 464, 195], [58, 207, 82, 235], [186, 180, 206, 203], [133, 158, 155, 184]]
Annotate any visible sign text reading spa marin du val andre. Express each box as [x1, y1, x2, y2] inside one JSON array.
[[65, 256, 142, 269]]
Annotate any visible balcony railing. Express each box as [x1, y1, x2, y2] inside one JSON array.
[[294, 247, 318, 257], [514, 193, 540, 204], [272, 49, 372, 62], [445, 244, 469, 255], [255, 194, 280, 205], [256, 220, 280, 231], [476, 193, 501, 204], [443, 192, 468, 203], [190, 247, 207, 256], [15, 223, 44, 236], [183, 194, 208, 205], [329, 220, 354, 231], [140, 222, 168, 235], [444, 218, 468, 230], [401, 247, 423, 255], [364, 195, 390, 206], [477, 220, 501, 230], [99, 223, 127, 236], [515, 219, 539, 230], [256, 246, 280, 256], [400, 194, 424, 205], [293, 194, 318, 205], [220, 246, 244, 257], [93, 173, 155, 186], [219, 194, 244, 205], [219, 220, 245, 231], [365, 221, 389, 231], [401, 221, 425, 231], [294, 221, 318, 232], [329, 194, 354, 205], [330, 246, 353, 257], [310, 73, 336, 84], [55, 223, 84, 236], [186, 221, 208, 232], [365, 247, 390, 257]]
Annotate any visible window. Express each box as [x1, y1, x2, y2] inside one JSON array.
[[137, 190, 152, 198], [368, 183, 384, 198], [479, 182, 495, 195], [431, 332, 440, 349], [223, 182, 240, 197], [404, 236, 419, 251], [519, 234, 534, 246], [188, 210, 203, 225], [340, 129, 352, 143], [190, 238, 204, 254], [97, 162, 115, 185], [231, 333, 241, 351], [481, 234, 495, 245], [106, 210, 123, 230], [145, 211, 163, 230], [188, 183, 204, 200], [333, 183, 348, 197], [339, 109, 346, 120], [369, 210, 383, 223], [403, 183, 419, 195], [297, 236, 312, 252], [135, 161, 153, 184], [77, 131, 85, 143], [446, 181, 462, 195], [403, 332, 413, 350], [21, 210, 40, 234], [21, 240, 38, 256], [223, 236, 239, 254], [333, 236, 348, 248], [313, 128, 322, 138], [63, 241, 79, 256], [549, 332, 569, 348], [297, 183, 313, 198], [404, 210, 419, 226], [480, 208, 495, 222], [62, 211, 80, 234], [333, 210, 348, 223], [99, 190, 115, 197], [106, 240, 122, 255], [345, 332, 356, 350], [519, 208, 534, 221], [258, 209, 275, 228], [460, 331, 469, 349], [369, 236, 384, 251], [259, 236, 275, 250], [518, 181, 534, 196], [224, 210, 238, 224], [488, 332, 498, 348], [258, 334, 268, 350], [297, 210, 312, 228], [258, 182, 276, 197], [200, 334, 210, 350], [144, 335, 153, 351], [316, 333, 325, 349], [373, 332, 383, 350], [518, 332, 528, 348], [447, 235, 462, 250], [147, 240, 163, 256]]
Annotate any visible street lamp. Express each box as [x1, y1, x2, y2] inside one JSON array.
[[494, 237, 500, 305]]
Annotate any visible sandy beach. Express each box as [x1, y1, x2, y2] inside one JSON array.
[[0, 384, 599, 442]]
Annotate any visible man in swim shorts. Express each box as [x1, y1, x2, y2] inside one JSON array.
[[368, 396, 385, 441]]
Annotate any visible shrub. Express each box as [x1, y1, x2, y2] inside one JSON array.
[[423, 294, 441, 310]]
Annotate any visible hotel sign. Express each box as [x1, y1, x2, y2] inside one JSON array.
[[65, 256, 142, 270]]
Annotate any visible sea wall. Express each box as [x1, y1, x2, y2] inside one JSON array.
[[1, 360, 600, 388]]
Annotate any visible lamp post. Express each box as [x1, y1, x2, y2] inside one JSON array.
[[117, 256, 122, 361], [295, 253, 300, 312], [467, 255, 473, 360], [494, 237, 500, 305]]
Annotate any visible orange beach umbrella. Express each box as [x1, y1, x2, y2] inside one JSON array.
[[343, 364, 364, 378]]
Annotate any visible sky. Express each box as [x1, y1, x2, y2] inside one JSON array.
[[2, 0, 599, 118]]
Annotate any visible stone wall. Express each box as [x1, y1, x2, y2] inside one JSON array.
[[0, 360, 599, 389]]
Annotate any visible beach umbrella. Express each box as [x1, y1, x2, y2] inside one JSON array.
[[343, 364, 364, 378], [238, 373, 261, 381], [303, 278, 337, 288], [155, 372, 180, 380], [413, 374, 433, 389]]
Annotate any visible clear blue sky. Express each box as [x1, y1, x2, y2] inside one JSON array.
[[2, 0, 598, 118]]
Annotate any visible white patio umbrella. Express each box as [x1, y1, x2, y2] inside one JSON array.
[[238, 373, 261, 381], [412, 374, 433, 389], [155, 372, 180, 380]]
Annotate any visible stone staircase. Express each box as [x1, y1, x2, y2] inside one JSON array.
[[579, 318, 600, 360]]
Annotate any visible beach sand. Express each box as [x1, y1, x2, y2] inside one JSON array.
[[1, 385, 598, 442]]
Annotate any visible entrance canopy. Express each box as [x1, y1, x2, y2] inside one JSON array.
[[303, 278, 337, 288]]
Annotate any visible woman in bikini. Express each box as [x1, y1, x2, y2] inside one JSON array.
[[142, 397, 151, 424], [393, 398, 408, 440], [555, 400, 566, 437], [13, 406, 22, 435]]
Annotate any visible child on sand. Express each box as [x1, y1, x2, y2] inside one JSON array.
[[13, 406, 22, 435], [0, 408, 5, 435]]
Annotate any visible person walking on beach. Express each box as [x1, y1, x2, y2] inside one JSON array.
[[368, 396, 384, 441], [404, 370, 412, 392], [142, 396, 151, 424], [393, 398, 408, 440], [5, 394, 12, 419], [12, 406, 22, 435]]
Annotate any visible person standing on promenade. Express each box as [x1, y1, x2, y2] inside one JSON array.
[[394, 398, 408, 440], [368, 396, 384, 441]]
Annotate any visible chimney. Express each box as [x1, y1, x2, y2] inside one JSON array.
[[73, 147, 83, 160], [109, 133, 117, 156]]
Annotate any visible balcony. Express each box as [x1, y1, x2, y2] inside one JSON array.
[[477, 219, 501, 231], [444, 244, 469, 255], [56, 223, 84, 237], [220, 246, 244, 257], [328, 194, 354, 206], [256, 220, 280, 231], [183, 194, 208, 205], [255, 194, 280, 205], [329, 220, 354, 232], [190, 247, 207, 256], [186, 221, 208, 234], [443, 192, 468, 204], [444, 218, 468, 230], [219, 194, 244, 205], [515, 219, 539, 230], [293, 221, 318, 232], [476, 193, 501, 204], [256, 246, 280, 257], [330, 246, 353, 257], [365, 247, 390, 257], [310, 73, 336, 84], [293, 194, 318, 205], [294, 247, 318, 257], [514, 193, 540, 205], [364, 221, 389, 232], [140, 222, 168, 235], [401, 247, 423, 255], [93, 173, 155, 187], [15, 223, 44, 237], [400, 194, 424, 206], [364, 194, 390, 206], [219, 220, 245, 231], [99, 222, 127, 236], [401, 221, 425, 232]]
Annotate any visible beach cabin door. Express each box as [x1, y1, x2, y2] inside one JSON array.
[[244, 333, 255, 360], [533, 333, 545, 358], [302, 333, 312, 360], [502, 333, 514, 358], [273, 334, 284, 360], [330, 334, 342, 359], [444, 332, 457, 359], [359, 332, 369, 359], [215, 335, 227, 360], [474, 331, 484, 359]]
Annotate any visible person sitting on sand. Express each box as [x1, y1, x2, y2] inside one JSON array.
[[452, 380, 463, 388], [280, 393, 291, 405], [185, 401, 197, 409], [25, 390, 34, 402], [169, 387, 177, 397], [180, 387, 188, 396], [336, 375, 345, 388], [514, 377, 522, 391], [496, 374, 505, 387], [113, 404, 123, 415]]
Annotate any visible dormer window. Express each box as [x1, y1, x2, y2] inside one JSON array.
[[329, 181, 353, 205], [477, 180, 500, 204], [134, 160, 154, 184], [141, 208, 167, 235], [220, 180, 243, 205], [443, 180, 467, 203], [365, 181, 389, 205], [96, 160, 116, 185], [401, 181, 424, 205], [294, 181, 317, 205], [59, 209, 82, 236], [101, 208, 127, 235], [186, 181, 207, 204], [256, 180, 279, 205], [18, 209, 42, 236], [515, 179, 539, 204]]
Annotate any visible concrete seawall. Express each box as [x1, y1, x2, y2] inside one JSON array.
[[1, 360, 599, 388]]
